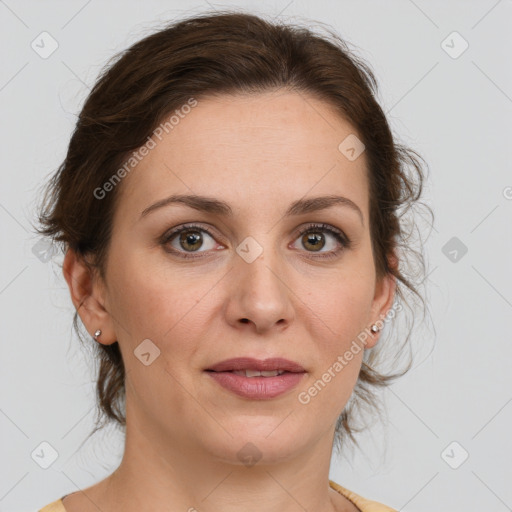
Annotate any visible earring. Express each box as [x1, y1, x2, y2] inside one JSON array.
[[93, 329, 102, 341], [370, 324, 379, 334]]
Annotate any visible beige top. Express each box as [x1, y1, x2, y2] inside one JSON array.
[[38, 480, 397, 511]]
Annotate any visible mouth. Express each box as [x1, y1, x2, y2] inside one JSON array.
[[205, 357, 306, 374], [204, 357, 306, 399], [206, 369, 289, 377]]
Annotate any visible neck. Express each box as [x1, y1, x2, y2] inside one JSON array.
[[89, 402, 353, 512]]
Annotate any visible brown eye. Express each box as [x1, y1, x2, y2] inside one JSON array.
[[178, 230, 204, 251], [291, 223, 351, 259], [301, 232, 325, 251], [162, 224, 219, 258]]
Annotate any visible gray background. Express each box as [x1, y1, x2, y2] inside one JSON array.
[[1, 1, 511, 511]]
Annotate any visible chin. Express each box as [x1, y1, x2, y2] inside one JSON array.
[[204, 422, 307, 466]]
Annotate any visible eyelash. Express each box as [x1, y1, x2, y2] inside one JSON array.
[[161, 222, 351, 260]]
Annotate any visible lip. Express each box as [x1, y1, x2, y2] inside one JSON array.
[[206, 357, 306, 373], [205, 357, 306, 400]]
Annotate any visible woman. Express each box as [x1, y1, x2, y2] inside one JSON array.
[[36, 10, 428, 512]]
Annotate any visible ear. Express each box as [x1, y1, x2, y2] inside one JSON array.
[[62, 248, 116, 345], [364, 253, 398, 349]]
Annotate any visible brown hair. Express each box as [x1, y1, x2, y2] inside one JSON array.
[[35, 10, 432, 454]]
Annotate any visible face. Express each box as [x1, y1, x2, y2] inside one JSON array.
[[72, 90, 395, 465]]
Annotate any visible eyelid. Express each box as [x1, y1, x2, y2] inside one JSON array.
[[292, 222, 347, 240], [161, 222, 221, 243], [291, 222, 351, 257]]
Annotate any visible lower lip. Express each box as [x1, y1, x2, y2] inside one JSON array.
[[206, 371, 306, 399]]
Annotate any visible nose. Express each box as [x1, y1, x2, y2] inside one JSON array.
[[224, 249, 295, 334]]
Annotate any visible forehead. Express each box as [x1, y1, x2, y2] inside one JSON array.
[[115, 90, 369, 223]]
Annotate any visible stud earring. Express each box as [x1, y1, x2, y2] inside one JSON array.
[[370, 324, 379, 334], [93, 329, 102, 341]]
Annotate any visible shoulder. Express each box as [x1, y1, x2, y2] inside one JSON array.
[[38, 498, 67, 512], [329, 480, 397, 512], [41, 484, 394, 512]]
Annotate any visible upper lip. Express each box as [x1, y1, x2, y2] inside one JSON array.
[[206, 357, 306, 373]]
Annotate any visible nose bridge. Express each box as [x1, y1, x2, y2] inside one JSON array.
[[238, 243, 285, 302], [228, 236, 294, 331]]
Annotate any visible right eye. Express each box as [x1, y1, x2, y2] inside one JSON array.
[[161, 224, 223, 259]]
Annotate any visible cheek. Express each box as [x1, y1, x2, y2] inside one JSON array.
[[106, 248, 219, 352], [300, 289, 369, 421], [303, 274, 374, 346], [105, 253, 210, 407]]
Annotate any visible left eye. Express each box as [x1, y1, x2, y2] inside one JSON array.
[[291, 224, 349, 255]]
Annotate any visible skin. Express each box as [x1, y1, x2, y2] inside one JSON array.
[[62, 89, 396, 512]]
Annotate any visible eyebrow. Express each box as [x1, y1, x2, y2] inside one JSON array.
[[140, 193, 364, 225]]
